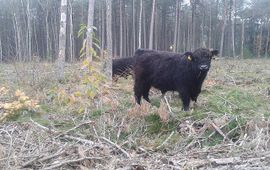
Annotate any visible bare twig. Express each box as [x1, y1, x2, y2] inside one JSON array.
[[30, 117, 100, 147], [209, 157, 241, 165], [208, 117, 236, 139], [62, 135, 98, 146], [225, 74, 236, 85], [185, 123, 209, 150], [43, 157, 106, 170], [209, 91, 238, 108], [117, 117, 125, 142], [0, 129, 13, 169], [30, 117, 57, 134], [39, 148, 66, 162], [100, 137, 131, 158], [209, 120, 228, 140], [163, 96, 172, 113], [225, 126, 239, 141], [55, 120, 94, 138], [21, 155, 44, 168], [156, 131, 175, 150]]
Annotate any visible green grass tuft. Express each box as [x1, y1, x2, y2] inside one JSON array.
[[144, 114, 177, 135]]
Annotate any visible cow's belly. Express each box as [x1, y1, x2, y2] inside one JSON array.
[[152, 80, 177, 92]]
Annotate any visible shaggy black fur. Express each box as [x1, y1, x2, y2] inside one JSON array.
[[112, 57, 135, 80], [134, 48, 219, 111]]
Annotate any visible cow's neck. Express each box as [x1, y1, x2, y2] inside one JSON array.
[[196, 71, 208, 84]]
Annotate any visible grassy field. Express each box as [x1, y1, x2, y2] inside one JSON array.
[[0, 59, 270, 169]]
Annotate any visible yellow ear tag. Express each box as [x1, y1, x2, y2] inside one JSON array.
[[188, 55, 192, 61]]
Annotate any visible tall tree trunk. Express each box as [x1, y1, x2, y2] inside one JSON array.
[[214, 0, 220, 49], [201, 6, 206, 48], [0, 37, 2, 62], [14, 13, 22, 61], [143, 5, 147, 48], [119, 0, 123, 57], [208, 0, 212, 48], [124, 14, 128, 56], [191, 0, 196, 50], [105, 0, 112, 80], [258, 22, 263, 58], [101, 1, 105, 57], [69, 0, 74, 62], [265, 19, 270, 58], [45, 2, 51, 61], [86, 0, 95, 61], [182, 12, 186, 51], [241, 19, 245, 59], [154, 8, 158, 50], [20, 0, 26, 61], [113, 7, 117, 57], [177, 7, 182, 52], [132, 0, 136, 53], [56, 0, 67, 82], [219, 0, 227, 58], [173, 0, 179, 52], [33, 19, 40, 57], [138, 0, 142, 48], [187, 13, 191, 51], [27, 0, 32, 61], [123, 4, 127, 56], [231, 0, 236, 58], [53, 12, 59, 61], [149, 0, 156, 49]]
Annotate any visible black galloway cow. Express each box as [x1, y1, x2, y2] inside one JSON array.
[[133, 48, 219, 111], [112, 57, 134, 80], [112, 50, 160, 81]]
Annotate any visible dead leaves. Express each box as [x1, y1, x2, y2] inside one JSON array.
[[157, 100, 169, 122], [0, 88, 39, 122]]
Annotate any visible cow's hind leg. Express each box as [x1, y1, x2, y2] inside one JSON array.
[[142, 84, 151, 103]]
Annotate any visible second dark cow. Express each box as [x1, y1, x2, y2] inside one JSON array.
[[134, 48, 219, 111], [112, 57, 134, 80]]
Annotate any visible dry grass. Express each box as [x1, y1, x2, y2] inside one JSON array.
[[0, 59, 270, 169]]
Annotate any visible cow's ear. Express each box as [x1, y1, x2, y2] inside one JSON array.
[[210, 49, 219, 56], [184, 52, 193, 61]]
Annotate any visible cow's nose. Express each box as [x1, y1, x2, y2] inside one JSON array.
[[199, 65, 209, 70]]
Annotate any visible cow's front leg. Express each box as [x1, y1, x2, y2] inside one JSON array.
[[179, 90, 191, 111]]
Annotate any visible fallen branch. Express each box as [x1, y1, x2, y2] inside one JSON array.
[[209, 120, 228, 140], [225, 126, 239, 141], [30, 117, 100, 147], [209, 157, 241, 165], [0, 129, 13, 169], [185, 123, 209, 150], [55, 120, 94, 138], [30, 117, 57, 134], [39, 149, 66, 162], [163, 96, 172, 113], [63, 135, 98, 146], [225, 74, 236, 85], [21, 155, 44, 168], [208, 117, 236, 139], [43, 157, 106, 170], [156, 131, 175, 150], [100, 137, 131, 159]]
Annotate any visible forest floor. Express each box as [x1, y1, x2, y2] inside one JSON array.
[[0, 59, 270, 169]]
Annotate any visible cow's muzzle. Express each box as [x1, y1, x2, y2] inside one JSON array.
[[199, 65, 209, 71]]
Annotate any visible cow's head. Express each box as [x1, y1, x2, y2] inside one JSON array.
[[186, 48, 219, 72]]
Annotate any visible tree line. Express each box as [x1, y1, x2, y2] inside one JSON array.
[[0, 0, 269, 63]]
